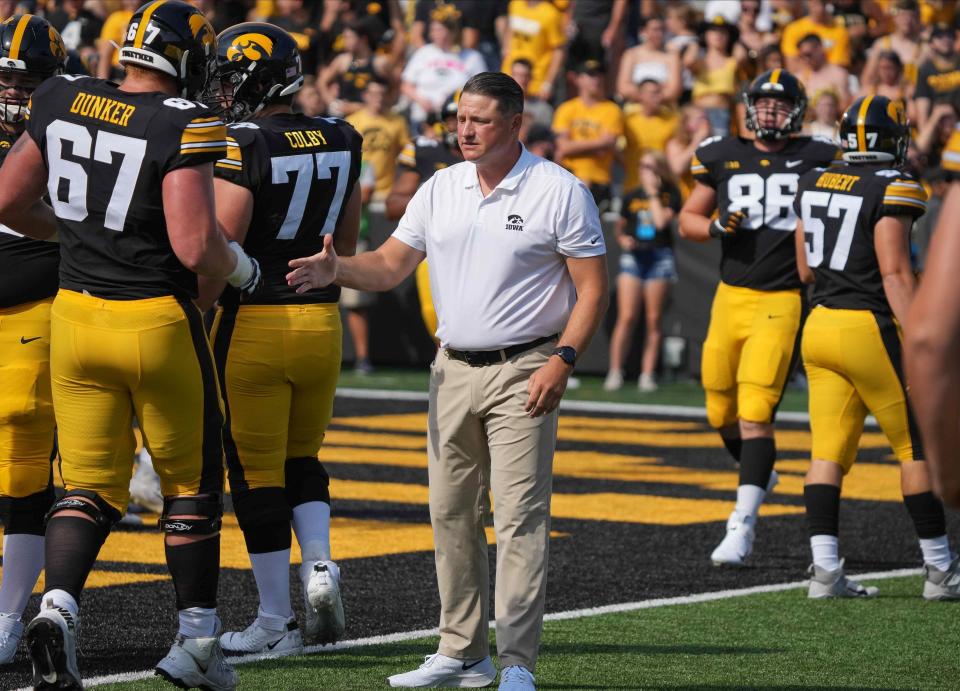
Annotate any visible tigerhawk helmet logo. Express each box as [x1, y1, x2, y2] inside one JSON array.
[[188, 13, 215, 47], [226, 33, 274, 62], [49, 26, 66, 61]]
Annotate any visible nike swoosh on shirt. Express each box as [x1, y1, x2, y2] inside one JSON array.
[[590, 236, 600, 244], [785, 160, 803, 168], [20, 336, 41, 344]]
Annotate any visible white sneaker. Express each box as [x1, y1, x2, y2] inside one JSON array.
[[602, 369, 624, 391], [710, 512, 755, 566], [25, 602, 81, 690], [923, 556, 960, 600], [220, 609, 303, 656], [499, 665, 536, 690], [808, 560, 879, 599], [388, 653, 497, 688], [0, 613, 23, 665], [304, 560, 344, 645], [638, 373, 658, 393], [129, 450, 163, 513], [155, 620, 237, 691]]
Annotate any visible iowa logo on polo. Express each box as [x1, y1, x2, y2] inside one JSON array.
[[505, 214, 524, 231], [226, 33, 274, 62]]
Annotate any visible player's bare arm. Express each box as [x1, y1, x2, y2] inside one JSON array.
[[874, 214, 915, 326], [0, 133, 57, 240], [331, 182, 362, 258], [794, 219, 815, 284], [678, 182, 718, 242], [287, 235, 425, 294], [906, 184, 960, 507], [525, 255, 608, 418], [385, 170, 421, 221], [195, 177, 255, 311]]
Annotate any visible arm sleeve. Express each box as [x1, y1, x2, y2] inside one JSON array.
[[556, 180, 605, 257], [213, 128, 258, 189], [391, 174, 433, 252]]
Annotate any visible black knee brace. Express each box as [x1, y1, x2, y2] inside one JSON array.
[[284, 457, 330, 508], [158, 493, 223, 535], [0, 485, 55, 536], [232, 487, 292, 532], [45, 488, 120, 534]]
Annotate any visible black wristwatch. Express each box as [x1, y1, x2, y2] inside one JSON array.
[[552, 345, 577, 366]]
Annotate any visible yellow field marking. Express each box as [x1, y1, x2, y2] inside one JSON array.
[[0, 563, 169, 594], [321, 446, 426, 467], [333, 414, 703, 434], [333, 414, 428, 432], [774, 460, 905, 502], [550, 493, 804, 525], [324, 429, 426, 450]]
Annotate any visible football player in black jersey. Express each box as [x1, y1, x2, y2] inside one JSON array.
[[0, 2, 264, 688], [386, 94, 462, 341], [679, 69, 841, 567], [0, 14, 65, 667], [198, 22, 362, 654], [795, 95, 960, 600]]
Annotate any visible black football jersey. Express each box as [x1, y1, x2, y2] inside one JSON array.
[[25, 75, 227, 300], [692, 135, 840, 291], [794, 164, 927, 314], [214, 113, 362, 305], [396, 135, 460, 182], [0, 129, 59, 308]]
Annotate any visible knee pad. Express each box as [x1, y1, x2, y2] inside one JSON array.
[[285, 457, 330, 507], [1, 485, 55, 535], [159, 493, 223, 536], [45, 488, 120, 534], [231, 486, 292, 532]]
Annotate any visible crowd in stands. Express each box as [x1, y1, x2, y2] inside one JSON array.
[[3, 0, 958, 386]]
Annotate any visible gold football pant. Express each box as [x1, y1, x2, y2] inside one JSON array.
[[802, 306, 922, 472], [0, 298, 55, 498], [50, 290, 225, 512], [701, 282, 802, 428], [211, 303, 341, 492]]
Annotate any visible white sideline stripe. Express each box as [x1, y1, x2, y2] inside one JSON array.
[[61, 567, 918, 689], [334, 387, 880, 427]]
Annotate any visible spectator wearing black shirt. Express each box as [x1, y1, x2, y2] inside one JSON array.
[[48, 0, 102, 64], [604, 152, 681, 393], [915, 23, 960, 129]]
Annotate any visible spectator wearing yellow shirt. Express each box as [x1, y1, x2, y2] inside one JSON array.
[[622, 79, 678, 191], [346, 77, 410, 201], [781, 0, 851, 69], [861, 0, 922, 89], [553, 59, 624, 208], [96, 0, 137, 80], [501, 0, 565, 101]]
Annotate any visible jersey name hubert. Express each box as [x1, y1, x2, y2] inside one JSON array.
[[69, 92, 136, 128], [814, 171, 860, 192], [284, 129, 328, 149]]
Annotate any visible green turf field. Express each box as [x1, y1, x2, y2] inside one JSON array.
[[337, 369, 810, 413], [102, 573, 957, 690]]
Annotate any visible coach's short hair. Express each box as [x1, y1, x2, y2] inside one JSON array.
[[461, 72, 524, 117]]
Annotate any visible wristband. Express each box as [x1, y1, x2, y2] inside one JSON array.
[[226, 241, 255, 288]]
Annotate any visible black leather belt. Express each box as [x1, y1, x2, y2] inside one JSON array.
[[445, 334, 558, 367]]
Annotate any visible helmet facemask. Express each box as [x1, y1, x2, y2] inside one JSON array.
[[0, 69, 46, 126], [206, 61, 303, 122], [744, 93, 806, 140]]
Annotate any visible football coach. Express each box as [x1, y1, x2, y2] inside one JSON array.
[[286, 71, 608, 690]]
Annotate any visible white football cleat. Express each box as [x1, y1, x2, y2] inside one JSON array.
[[499, 665, 536, 690], [711, 512, 755, 566], [808, 561, 879, 599], [0, 613, 23, 665], [155, 620, 237, 691], [25, 602, 82, 691], [388, 653, 497, 688], [129, 449, 163, 514], [304, 560, 345, 645], [923, 556, 960, 600], [220, 610, 303, 656]]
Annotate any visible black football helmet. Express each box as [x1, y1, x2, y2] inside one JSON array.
[[206, 22, 303, 122], [119, 1, 217, 101], [839, 95, 909, 165], [425, 90, 459, 148], [743, 68, 807, 140], [0, 15, 66, 124]]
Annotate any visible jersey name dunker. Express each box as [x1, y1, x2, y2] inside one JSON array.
[[794, 164, 927, 315], [692, 135, 840, 291], [0, 129, 59, 308], [214, 113, 362, 305], [25, 75, 227, 301]]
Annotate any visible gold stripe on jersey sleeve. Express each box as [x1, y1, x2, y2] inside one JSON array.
[[856, 95, 873, 152], [690, 154, 706, 173], [882, 197, 927, 211], [8, 14, 30, 60], [942, 130, 960, 171], [215, 137, 242, 170], [180, 117, 227, 152], [134, 0, 166, 49], [885, 180, 927, 204]]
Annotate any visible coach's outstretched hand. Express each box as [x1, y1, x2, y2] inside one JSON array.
[[287, 234, 339, 294]]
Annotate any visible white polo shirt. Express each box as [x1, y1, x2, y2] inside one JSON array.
[[392, 145, 606, 350]]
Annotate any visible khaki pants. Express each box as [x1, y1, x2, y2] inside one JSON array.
[[428, 342, 557, 670]]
